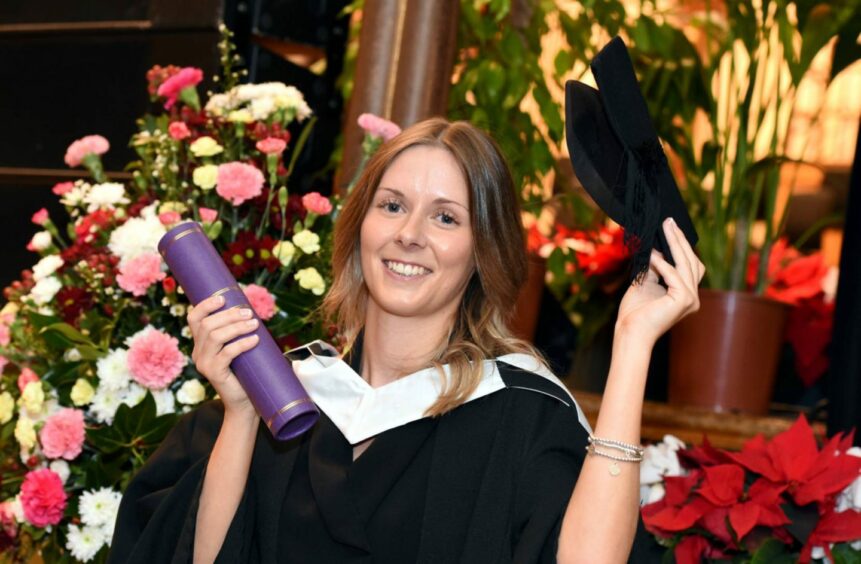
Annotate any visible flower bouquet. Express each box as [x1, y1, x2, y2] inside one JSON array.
[[0, 26, 340, 562], [640, 418, 861, 563]]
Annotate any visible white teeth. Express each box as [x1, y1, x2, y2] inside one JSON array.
[[385, 261, 429, 277]]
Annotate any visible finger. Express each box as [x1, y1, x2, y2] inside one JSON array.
[[196, 312, 257, 362], [195, 305, 253, 340], [187, 294, 226, 332], [216, 334, 260, 370], [663, 219, 695, 290], [650, 251, 694, 304]]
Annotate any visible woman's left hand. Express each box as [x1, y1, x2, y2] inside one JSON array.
[[615, 217, 705, 346]]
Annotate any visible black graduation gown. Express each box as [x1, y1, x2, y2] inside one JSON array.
[[108, 361, 663, 563]]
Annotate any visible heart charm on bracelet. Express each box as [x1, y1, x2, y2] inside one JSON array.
[[609, 462, 621, 476]]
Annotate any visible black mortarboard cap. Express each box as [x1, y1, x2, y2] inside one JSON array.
[[565, 36, 697, 282]]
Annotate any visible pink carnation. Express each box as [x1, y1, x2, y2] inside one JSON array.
[[357, 113, 401, 141], [31, 208, 49, 226], [39, 408, 85, 460], [301, 192, 333, 215], [0, 324, 8, 347], [52, 181, 74, 196], [158, 211, 182, 226], [117, 253, 166, 297], [243, 284, 277, 321], [216, 162, 265, 206], [0, 355, 8, 373], [256, 137, 287, 155], [157, 67, 203, 109], [20, 469, 67, 527], [64, 135, 109, 168], [199, 207, 218, 223], [127, 328, 186, 389], [168, 121, 191, 140], [17, 368, 39, 394]]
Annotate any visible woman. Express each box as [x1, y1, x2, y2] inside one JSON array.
[[109, 119, 703, 563]]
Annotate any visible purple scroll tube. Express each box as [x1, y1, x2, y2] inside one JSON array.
[[158, 221, 319, 441]]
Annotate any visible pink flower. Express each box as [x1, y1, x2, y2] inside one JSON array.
[[301, 192, 333, 215], [157, 67, 203, 109], [168, 121, 191, 140], [216, 162, 265, 206], [158, 211, 182, 226], [199, 207, 218, 223], [31, 208, 49, 226], [17, 368, 39, 394], [0, 324, 9, 347], [39, 408, 85, 460], [117, 253, 166, 297], [127, 328, 186, 389], [256, 137, 287, 155], [52, 182, 74, 196], [0, 355, 8, 373], [64, 135, 109, 168], [20, 469, 67, 527], [357, 113, 401, 141], [243, 284, 277, 321]]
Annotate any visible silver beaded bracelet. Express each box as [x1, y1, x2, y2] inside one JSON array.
[[588, 434, 644, 457]]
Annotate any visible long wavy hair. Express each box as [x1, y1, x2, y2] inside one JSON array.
[[322, 118, 543, 416]]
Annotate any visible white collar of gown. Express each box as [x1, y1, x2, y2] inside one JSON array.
[[290, 340, 592, 445]]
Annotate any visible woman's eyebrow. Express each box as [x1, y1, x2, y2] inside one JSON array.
[[378, 187, 469, 211]]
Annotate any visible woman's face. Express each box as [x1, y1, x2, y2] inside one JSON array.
[[360, 145, 475, 321]]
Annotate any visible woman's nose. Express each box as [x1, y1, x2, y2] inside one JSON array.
[[395, 213, 427, 248]]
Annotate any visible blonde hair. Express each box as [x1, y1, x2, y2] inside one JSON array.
[[323, 118, 544, 416]]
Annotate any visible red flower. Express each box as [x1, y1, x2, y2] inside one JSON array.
[[221, 231, 281, 279], [74, 209, 115, 244], [525, 224, 550, 255], [747, 238, 828, 305], [575, 225, 630, 277], [800, 506, 861, 563], [55, 287, 94, 325], [728, 416, 861, 506], [146, 64, 181, 98], [162, 276, 177, 294]]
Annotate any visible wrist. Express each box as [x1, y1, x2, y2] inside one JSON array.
[[223, 404, 259, 431], [613, 321, 657, 351]]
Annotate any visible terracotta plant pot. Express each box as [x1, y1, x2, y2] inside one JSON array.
[[669, 289, 788, 414]]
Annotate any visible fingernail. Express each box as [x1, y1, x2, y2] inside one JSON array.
[[215, 295, 224, 305], [240, 308, 252, 318], [246, 318, 258, 327]]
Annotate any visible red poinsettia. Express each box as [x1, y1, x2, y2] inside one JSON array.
[[575, 225, 629, 277], [747, 238, 829, 305], [642, 415, 861, 562]]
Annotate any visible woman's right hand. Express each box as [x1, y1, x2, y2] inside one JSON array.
[[188, 295, 260, 419]]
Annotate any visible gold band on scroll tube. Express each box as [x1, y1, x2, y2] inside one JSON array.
[[207, 285, 241, 301], [266, 398, 314, 430], [159, 225, 202, 256]]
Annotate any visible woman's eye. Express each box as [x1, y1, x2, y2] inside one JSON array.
[[379, 199, 402, 213], [436, 211, 458, 225]]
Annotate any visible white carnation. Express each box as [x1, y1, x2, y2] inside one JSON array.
[[121, 384, 147, 408], [49, 460, 70, 483], [65, 524, 107, 562], [152, 388, 176, 415], [88, 384, 123, 424], [32, 254, 64, 281], [79, 487, 122, 529], [29, 231, 52, 251], [176, 380, 206, 405], [28, 276, 62, 305], [96, 349, 132, 391], [108, 208, 166, 264], [60, 182, 91, 208], [84, 182, 129, 212]]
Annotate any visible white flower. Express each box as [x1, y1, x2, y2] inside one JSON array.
[[176, 380, 206, 405], [170, 304, 186, 317], [121, 384, 147, 408], [272, 241, 296, 267], [151, 388, 176, 415], [96, 349, 132, 391], [60, 181, 91, 208], [639, 435, 686, 505], [28, 276, 62, 305], [108, 207, 166, 264], [181, 326, 193, 340], [836, 447, 861, 513], [8, 496, 24, 523], [32, 255, 64, 281], [29, 231, 52, 251], [14, 416, 37, 450], [71, 378, 96, 406], [66, 524, 107, 562], [79, 487, 122, 529], [64, 348, 82, 362], [49, 460, 70, 483], [295, 267, 326, 295], [0, 391, 14, 424], [292, 230, 320, 254], [84, 182, 129, 212], [88, 384, 124, 424]]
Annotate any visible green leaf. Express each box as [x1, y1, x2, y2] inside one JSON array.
[[750, 538, 795, 563], [832, 542, 861, 564]]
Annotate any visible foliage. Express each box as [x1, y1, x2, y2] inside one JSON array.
[[0, 26, 337, 562]]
